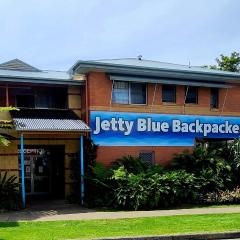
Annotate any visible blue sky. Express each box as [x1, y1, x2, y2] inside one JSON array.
[[0, 0, 239, 70]]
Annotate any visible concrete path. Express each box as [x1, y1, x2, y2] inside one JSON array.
[[1, 201, 240, 222]]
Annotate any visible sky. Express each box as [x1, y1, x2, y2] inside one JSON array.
[[0, 0, 239, 71]]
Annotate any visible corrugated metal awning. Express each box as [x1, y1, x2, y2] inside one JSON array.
[[109, 74, 232, 88], [10, 109, 90, 132]]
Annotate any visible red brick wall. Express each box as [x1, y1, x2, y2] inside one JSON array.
[[87, 72, 240, 165], [96, 146, 192, 166], [88, 72, 112, 107]]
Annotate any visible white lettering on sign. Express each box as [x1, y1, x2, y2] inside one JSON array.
[[92, 116, 240, 137], [93, 117, 134, 136]]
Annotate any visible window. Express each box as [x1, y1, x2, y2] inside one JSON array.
[[14, 87, 67, 109], [36, 94, 53, 108], [139, 151, 155, 166], [162, 85, 176, 103], [210, 88, 219, 109], [185, 86, 198, 104], [0, 88, 6, 107], [130, 83, 146, 104], [112, 81, 146, 104], [16, 95, 35, 108], [112, 81, 129, 104]]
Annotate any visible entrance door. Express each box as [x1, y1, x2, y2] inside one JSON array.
[[18, 146, 65, 197], [19, 148, 50, 195]]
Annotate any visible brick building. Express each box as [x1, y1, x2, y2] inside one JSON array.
[[1, 57, 240, 205], [0, 59, 89, 205], [70, 58, 240, 165]]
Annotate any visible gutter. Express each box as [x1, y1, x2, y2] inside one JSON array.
[[71, 61, 240, 82], [0, 76, 85, 86]]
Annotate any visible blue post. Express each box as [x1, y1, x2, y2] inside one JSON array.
[[80, 135, 84, 205], [20, 134, 26, 208]]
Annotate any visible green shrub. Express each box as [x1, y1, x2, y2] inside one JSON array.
[[112, 169, 149, 210], [111, 167, 198, 210], [86, 162, 114, 207], [203, 187, 240, 204], [86, 143, 240, 210], [68, 137, 98, 204], [0, 171, 20, 210], [171, 146, 233, 193], [112, 155, 148, 174]]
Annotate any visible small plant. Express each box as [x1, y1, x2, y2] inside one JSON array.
[[0, 171, 20, 210], [112, 155, 148, 174], [0, 107, 19, 146], [203, 187, 240, 204]]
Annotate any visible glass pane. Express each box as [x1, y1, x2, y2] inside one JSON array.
[[130, 83, 146, 104], [0, 88, 6, 106], [36, 94, 54, 108], [112, 81, 129, 104], [211, 88, 218, 108], [16, 95, 35, 108], [162, 85, 176, 103], [185, 86, 198, 104]]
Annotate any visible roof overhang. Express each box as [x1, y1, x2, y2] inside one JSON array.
[[109, 74, 231, 88], [13, 118, 90, 132], [70, 60, 240, 83], [10, 109, 90, 133], [0, 76, 84, 86]]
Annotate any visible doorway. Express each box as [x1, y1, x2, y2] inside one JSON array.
[[18, 145, 65, 199]]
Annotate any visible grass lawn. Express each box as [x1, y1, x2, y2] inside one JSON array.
[[1, 213, 240, 240]]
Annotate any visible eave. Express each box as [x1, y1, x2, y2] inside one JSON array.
[[70, 61, 240, 84], [0, 76, 84, 86]]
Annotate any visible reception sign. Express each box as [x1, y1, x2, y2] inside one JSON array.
[[90, 111, 240, 146]]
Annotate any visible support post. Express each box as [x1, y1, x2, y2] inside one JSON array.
[[80, 135, 84, 205], [20, 134, 26, 208]]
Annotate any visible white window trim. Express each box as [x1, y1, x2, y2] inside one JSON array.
[[112, 81, 147, 105]]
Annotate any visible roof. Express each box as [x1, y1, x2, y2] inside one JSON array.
[[0, 59, 41, 72], [0, 59, 83, 85], [10, 109, 90, 132], [91, 58, 240, 76], [70, 58, 240, 83]]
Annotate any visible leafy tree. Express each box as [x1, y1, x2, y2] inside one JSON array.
[[0, 107, 18, 146], [208, 52, 240, 72]]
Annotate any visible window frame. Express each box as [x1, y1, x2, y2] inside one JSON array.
[[14, 87, 68, 109], [185, 86, 198, 104], [139, 150, 155, 166], [162, 84, 176, 103], [210, 88, 219, 109], [112, 81, 147, 105], [0, 87, 6, 107], [15, 94, 36, 108]]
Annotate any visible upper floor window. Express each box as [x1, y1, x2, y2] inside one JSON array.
[[210, 88, 219, 109], [112, 81, 146, 104], [185, 86, 198, 104], [0, 88, 6, 107], [14, 87, 67, 109], [162, 85, 176, 103], [16, 95, 35, 108]]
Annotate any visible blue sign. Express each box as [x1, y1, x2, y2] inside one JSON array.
[[90, 111, 240, 146]]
